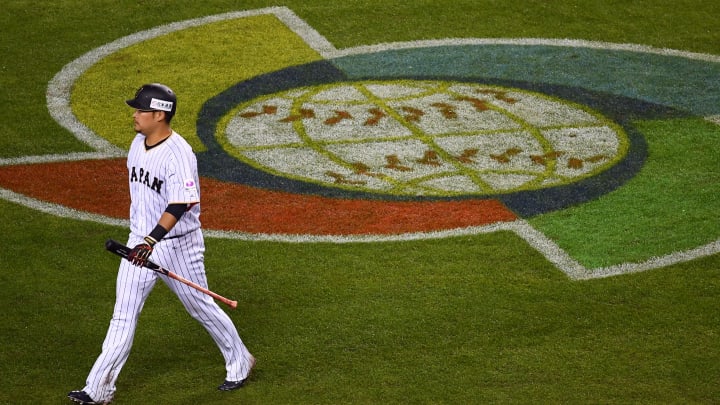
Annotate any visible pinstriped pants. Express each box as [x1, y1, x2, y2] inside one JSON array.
[[83, 230, 253, 402]]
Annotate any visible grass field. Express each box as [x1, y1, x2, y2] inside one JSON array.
[[1, 1, 719, 404]]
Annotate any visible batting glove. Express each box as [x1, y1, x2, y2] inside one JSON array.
[[128, 236, 157, 266]]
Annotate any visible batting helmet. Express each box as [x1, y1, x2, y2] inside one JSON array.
[[126, 83, 177, 121]]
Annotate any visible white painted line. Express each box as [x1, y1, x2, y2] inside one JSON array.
[[272, 7, 338, 56], [581, 239, 720, 280], [330, 37, 720, 63], [507, 220, 589, 279], [0, 152, 119, 167], [204, 219, 519, 243]]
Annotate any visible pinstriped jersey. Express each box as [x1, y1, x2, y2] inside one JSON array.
[[126, 131, 201, 239]]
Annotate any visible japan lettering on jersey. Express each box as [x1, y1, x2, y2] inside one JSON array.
[[126, 132, 201, 238]]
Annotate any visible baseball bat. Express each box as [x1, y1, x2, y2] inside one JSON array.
[[105, 239, 238, 309]]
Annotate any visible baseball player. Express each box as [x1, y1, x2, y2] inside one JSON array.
[[68, 83, 255, 404]]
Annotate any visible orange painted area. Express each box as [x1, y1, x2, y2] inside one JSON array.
[[0, 159, 517, 235]]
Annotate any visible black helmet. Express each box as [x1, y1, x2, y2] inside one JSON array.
[[126, 83, 177, 121]]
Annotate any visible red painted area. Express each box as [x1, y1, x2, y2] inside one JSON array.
[[0, 159, 517, 235], [0, 159, 129, 218]]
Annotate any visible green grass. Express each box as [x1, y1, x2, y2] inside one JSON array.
[[2, 1, 720, 404], [1, 199, 719, 403]]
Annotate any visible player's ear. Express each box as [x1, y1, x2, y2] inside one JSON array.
[[154, 111, 167, 123]]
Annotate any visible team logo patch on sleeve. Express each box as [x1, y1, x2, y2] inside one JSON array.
[[183, 179, 199, 201]]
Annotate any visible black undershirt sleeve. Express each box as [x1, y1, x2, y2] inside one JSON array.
[[165, 203, 187, 220]]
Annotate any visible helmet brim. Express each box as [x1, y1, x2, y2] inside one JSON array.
[[126, 98, 147, 110]]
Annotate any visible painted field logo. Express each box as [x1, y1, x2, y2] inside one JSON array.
[[0, 7, 715, 279], [222, 80, 627, 196]]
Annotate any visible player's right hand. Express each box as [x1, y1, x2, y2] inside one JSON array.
[[128, 243, 153, 266]]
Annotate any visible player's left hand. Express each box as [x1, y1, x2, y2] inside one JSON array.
[[128, 243, 153, 266]]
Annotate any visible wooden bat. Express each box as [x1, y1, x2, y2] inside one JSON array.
[[105, 239, 238, 309]]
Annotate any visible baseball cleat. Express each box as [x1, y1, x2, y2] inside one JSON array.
[[67, 390, 101, 404], [218, 379, 247, 391], [219, 355, 255, 391]]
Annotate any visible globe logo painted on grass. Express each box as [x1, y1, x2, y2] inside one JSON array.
[[221, 80, 627, 197]]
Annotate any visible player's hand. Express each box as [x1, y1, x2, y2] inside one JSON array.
[[128, 237, 156, 266]]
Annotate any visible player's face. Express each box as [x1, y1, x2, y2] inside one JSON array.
[[132, 109, 163, 134]]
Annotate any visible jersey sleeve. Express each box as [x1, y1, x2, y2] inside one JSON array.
[[165, 144, 200, 205]]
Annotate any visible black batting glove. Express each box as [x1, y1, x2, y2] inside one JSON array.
[[128, 236, 157, 266]]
